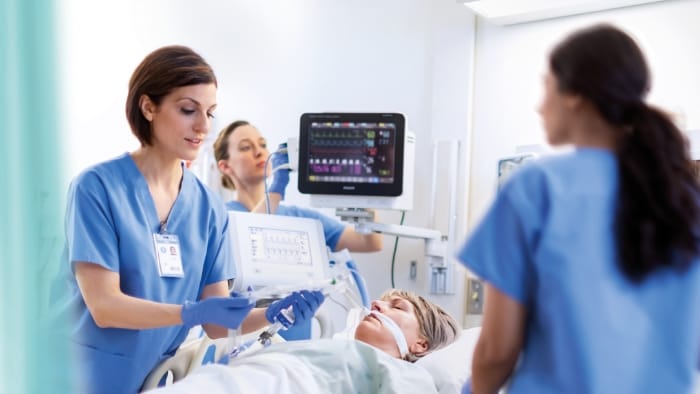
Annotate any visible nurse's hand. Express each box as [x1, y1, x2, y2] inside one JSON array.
[[181, 294, 255, 329], [461, 377, 472, 394], [266, 290, 325, 328], [269, 149, 290, 199]]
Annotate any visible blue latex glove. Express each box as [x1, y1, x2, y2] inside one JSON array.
[[181, 293, 254, 329], [461, 377, 472, 394], [269, 149, 290, 199], [265, 290, 325, 328]]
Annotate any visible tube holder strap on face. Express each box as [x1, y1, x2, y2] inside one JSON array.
[[370, 311, 409, 358]]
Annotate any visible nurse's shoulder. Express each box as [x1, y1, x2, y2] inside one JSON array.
[[186, 167, 229, 219], [501, 149, 615, 204], [68, 153, 135, 194]]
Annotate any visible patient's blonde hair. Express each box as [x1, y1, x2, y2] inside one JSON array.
[[379, 289, 460, 363]]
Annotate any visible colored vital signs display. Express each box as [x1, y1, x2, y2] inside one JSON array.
[[306, 122, 396, 184], [298, 113, 405, 197]]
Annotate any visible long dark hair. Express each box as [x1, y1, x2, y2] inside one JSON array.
[[550, 24, 700, 282]]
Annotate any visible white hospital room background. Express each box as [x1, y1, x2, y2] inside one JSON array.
[[57, 0, 700, 332]]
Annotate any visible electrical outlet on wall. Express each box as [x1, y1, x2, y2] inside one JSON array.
[[466, 278, 484, 314]]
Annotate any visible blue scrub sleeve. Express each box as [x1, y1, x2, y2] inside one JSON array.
[[311, 211, 345, 251], [202, 212, 235, 285], [457, 170, 548, 305], [65, 172, 120, 272]]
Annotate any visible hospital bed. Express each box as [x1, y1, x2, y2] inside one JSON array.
[[142, 326, 480, 394], [140, 211, 477, 393]]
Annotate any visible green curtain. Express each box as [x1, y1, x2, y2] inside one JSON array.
[[0, 0, 71, 392]]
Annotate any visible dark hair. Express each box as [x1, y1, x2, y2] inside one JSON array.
[[213, 120, 251, 190], [550, 24, 700, 282], [126, 45, 217, 146]]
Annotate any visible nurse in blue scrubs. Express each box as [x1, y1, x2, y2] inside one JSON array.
[[52, 46, 323, 394], [212, 120, 383, 339], [213, 120, 383, 254], [458, 24, 700, 394]]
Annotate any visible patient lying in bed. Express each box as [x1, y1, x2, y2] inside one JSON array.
[[148, 289, 461, 394]]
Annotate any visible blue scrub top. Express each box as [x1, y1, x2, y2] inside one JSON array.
[[52, 153, 234, 393], [458, 148, 700, 394], [225, 200, 345, 251]]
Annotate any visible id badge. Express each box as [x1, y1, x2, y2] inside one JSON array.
[[153, 233, 185, 277]]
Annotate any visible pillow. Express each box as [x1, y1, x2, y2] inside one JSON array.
[[415, 327, 481, 394]]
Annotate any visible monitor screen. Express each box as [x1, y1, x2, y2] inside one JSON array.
[[298, 113, 405, 196]]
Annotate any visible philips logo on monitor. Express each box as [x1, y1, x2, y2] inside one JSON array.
[[343, 186, 356, 190]]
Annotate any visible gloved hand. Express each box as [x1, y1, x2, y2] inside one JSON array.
[[461, 377, 472, 394], [269, 148, 290, 199], [265, 290, 325, 328], [181, 293, 255, 329]]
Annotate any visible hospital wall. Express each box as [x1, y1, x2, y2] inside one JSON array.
[[56, 0, 699, 332], [467, 0, 700, 231], [57, 0, 475, 326]]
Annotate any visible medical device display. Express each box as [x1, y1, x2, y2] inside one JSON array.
[[298, 113, 406, 197], [228, 212, 329, 292]]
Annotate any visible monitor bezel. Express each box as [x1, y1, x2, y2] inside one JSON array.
[[298, 112, 405, 197]]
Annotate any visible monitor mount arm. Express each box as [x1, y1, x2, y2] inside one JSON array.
[[335, 208, 452, 294]]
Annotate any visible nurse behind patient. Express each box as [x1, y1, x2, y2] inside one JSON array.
[[213, 120, 384, 253], [51, 46, 323, 394], [459, 24, 700, 394], [212, 121, 384, 341]]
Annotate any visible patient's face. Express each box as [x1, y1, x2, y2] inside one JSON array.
[[354, 295, 426, 359]]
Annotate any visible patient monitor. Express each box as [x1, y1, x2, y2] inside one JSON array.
[[297, 112, 414, 211], [293, 112, 458, 295], [228, 211, 330, 292]]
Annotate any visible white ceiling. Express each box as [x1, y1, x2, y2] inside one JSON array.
[[459, 0, 668, 25]]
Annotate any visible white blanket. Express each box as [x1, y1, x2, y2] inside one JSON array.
[[150, 339, 437, 394]]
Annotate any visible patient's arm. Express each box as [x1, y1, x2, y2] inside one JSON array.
[[471, 283, 526, 394]]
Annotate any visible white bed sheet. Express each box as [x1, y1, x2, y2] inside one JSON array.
[[148, 338, 438, 394]]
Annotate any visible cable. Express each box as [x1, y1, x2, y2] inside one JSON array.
[[263, 154, 274, 214], [327, 293, 350, 312], [390, 211, 406, 288], [345, 265, 370, 308]]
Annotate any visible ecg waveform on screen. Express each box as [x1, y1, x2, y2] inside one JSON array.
[[307, 147, 366, 154], [305, 122, 396, 183]]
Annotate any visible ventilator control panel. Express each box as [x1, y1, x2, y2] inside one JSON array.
[[249, 227, 312, 266], [228, 212, 329, 291]]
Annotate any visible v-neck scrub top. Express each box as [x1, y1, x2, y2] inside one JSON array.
[[53, 153, 234, 393]]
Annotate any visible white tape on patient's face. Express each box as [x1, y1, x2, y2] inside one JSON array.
[[370, 311, 409, 358]]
